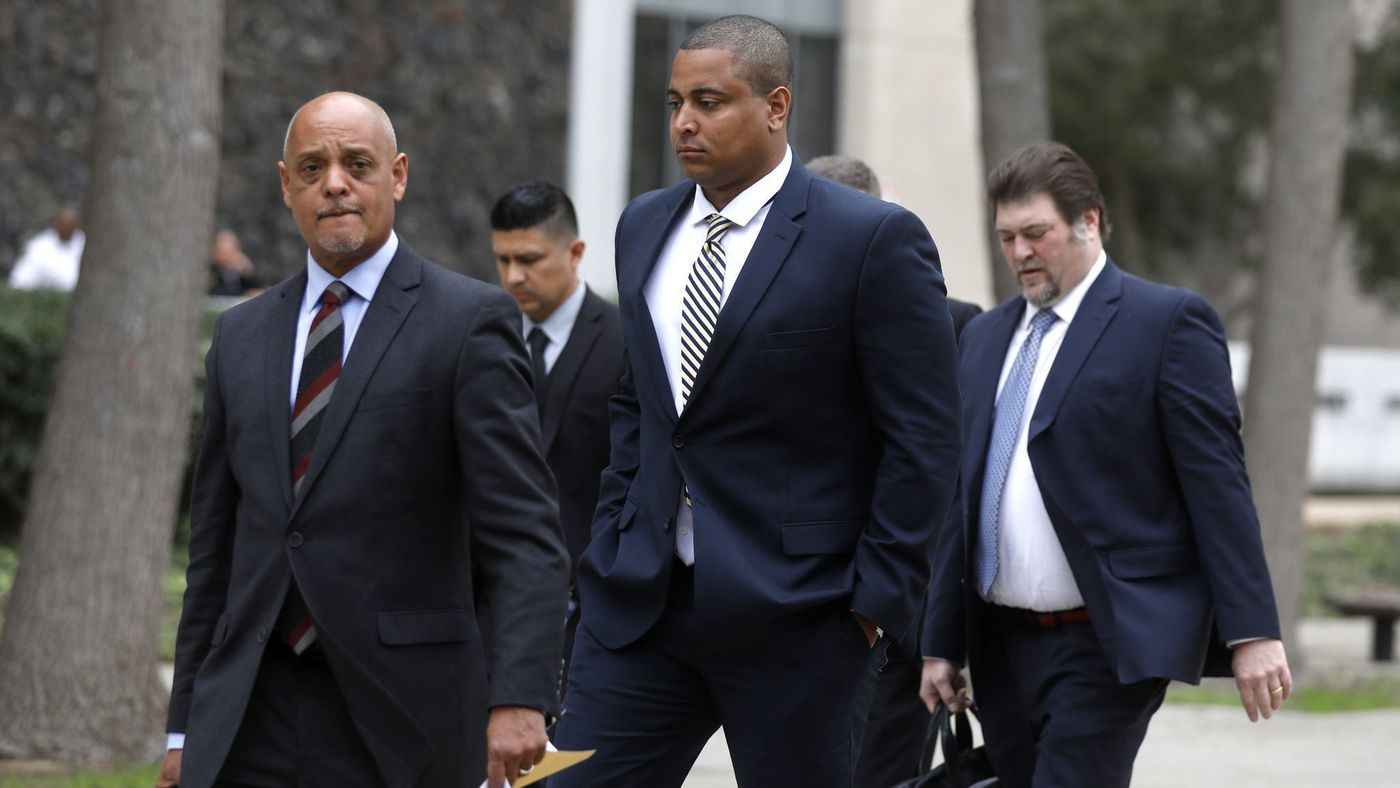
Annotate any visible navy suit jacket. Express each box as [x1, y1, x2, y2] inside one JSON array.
[[924, 259, 1279, 683], [576, 160, 962, 650]]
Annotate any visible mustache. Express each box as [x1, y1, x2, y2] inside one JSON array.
[[317, 202, 362, 218]]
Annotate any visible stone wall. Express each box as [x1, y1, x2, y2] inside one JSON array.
[[0, 0, 571, 284]]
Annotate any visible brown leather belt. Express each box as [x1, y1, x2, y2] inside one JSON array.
[[989, 604, 1091, 629]]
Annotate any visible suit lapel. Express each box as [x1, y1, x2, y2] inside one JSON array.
[[265, 271, 306, 511], [963, 299, 1024, 495], [1028, 260, 1123, 440], [290, 247, 422, 518], [541, 287, 604, 451], [624, 185, 692, 421], [681, 165, 809, 412]]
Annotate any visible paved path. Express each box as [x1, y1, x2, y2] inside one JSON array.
[[679, 617, 1400, 787]]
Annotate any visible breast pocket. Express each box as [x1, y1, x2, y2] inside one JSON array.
[[762, 326, 835, 350], [356, 387, 431, 413]]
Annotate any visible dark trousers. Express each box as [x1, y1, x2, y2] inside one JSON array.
[[215, 640, 385, 788], [972, 604, 1167, 788], [554, 561, 883, 788], [853, 644, 928, 788]]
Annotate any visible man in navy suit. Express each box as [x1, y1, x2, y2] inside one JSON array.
[[921, 142, 1291, 788], [553, 15, 961, 788]]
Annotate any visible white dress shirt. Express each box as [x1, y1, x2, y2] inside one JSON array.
[[169, 232, 400, 751], [522, 280, 586, 375], [985, 250, 1106, 612], [9, 228, 84, 291], [645, 145, 793, 564]]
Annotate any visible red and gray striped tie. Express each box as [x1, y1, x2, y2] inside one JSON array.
[[278, 280, 349, 654]]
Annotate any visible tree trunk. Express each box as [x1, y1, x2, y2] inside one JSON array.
[[974, 0, 1051, 302], [1243, 0, 1355, 665], [0, 0, 222, 763]]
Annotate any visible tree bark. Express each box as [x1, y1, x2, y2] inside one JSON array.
[[974, 0, 1052, 302], [0, 0, 222, 763], [1243, 0, 1355, 664]]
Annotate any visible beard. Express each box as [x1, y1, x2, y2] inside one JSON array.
[[317, 226, 366, 255], [1025, 278, 1061, 308]]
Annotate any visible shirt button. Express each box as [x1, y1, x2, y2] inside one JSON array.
[[680, 527, 689, 535], [288, 531, 304, 547]]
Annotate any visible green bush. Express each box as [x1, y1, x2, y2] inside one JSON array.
[[0, 288, 70, 541], [1302, 522, 1400, 616], [0, 287, 220, 546]]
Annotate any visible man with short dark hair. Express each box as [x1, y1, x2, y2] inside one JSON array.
[[553, 15, 961, 788], [160, 92, 569, 788], [921, 141, 1290, 788], [490, 180, 623, 680]]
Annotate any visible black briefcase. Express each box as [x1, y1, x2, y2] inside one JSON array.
[[889, 705, 998, 788]]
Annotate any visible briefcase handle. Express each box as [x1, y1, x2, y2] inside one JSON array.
[[917, 704, 979, 785]]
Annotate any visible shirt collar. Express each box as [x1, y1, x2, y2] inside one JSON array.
[[303, 230, 399, 314], [686, 145, 793, 229], [1020, 249, 1107, 330], [523, 280, 587, 346]]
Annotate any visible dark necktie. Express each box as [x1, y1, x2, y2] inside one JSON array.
[[278, 280, 349, 655], [527, 326, 550, 415]]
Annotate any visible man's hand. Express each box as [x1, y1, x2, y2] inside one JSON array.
[[852, 611, 879, 648], [486, 706, 548, 788], [920, 657, 968, 713], [155, 749, 181, 788], [1231, 638, 1291, 722]]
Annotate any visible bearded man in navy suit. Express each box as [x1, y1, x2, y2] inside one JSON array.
[[921, 142, 1291, 788]]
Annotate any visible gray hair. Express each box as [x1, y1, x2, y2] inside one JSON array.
[[808, 155, 881, 198]]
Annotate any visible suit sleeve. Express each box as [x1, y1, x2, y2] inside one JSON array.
[[590, 208, 643, 536], [1157, 293, 1280, 642], [456, 288, 571, 714], [167, 317, 240, 733], [921, 489, 967, 662], [850, 207, 962, 641]]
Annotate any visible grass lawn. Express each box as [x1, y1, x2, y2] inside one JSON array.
[[0, 764, 159, 788], [1168, 678, 1400, 713]]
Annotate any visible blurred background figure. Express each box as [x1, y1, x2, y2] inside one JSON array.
[[207, 229, 263, 297], [9, 206, 84, 291]]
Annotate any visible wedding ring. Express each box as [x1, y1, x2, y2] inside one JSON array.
[[1269, 686, 1284, 695]]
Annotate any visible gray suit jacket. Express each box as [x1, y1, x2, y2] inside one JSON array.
[[167, 242, 569, 788]]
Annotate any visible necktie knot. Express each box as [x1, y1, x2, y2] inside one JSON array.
[[705, 213, 734, 244], [1030, 308, 1057, 335], [323, 280, 350, 308], [527, 326, 549, 355]]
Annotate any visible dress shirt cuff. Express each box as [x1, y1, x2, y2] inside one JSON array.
[[1226, 637, 1267, 648], [166, 732, 185, 751]]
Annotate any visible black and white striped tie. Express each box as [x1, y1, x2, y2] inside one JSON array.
[[679, 213, 733, 403]]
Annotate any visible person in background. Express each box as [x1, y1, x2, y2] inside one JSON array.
[[9, 206, 84, 291], [207, 229, 263, 297]]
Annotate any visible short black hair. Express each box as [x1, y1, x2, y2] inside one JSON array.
[[808, 155, 881, 198], [489, 180, 579, 240], [988, 142, 1112, 240], [680, 15, 793, 96]]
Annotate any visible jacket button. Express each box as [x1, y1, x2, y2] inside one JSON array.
[[664, 518, 673, 531], [288, 531, 304, 547], [672, 434, 685, 448], [257, 628, 268, 643]]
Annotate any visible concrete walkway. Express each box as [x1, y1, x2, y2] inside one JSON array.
[[680, 617, 1400, 787]]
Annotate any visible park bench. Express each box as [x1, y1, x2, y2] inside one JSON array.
[[1326, 589, 1400, 662]]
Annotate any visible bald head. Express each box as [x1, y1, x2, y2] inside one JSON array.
[[283, 92, 397, 163]]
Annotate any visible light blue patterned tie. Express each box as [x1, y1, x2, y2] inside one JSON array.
[[976, 309, 1058, 596]]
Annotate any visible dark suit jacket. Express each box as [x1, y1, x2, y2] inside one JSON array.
[[575, 159, 962, 650], [168, 243, 570, 788], [539, 287, 624, 577], [924, 259, 1279, 683]]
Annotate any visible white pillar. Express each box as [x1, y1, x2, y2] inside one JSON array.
[[838, 0, 994, 307], [566, 0, 637, 299]]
